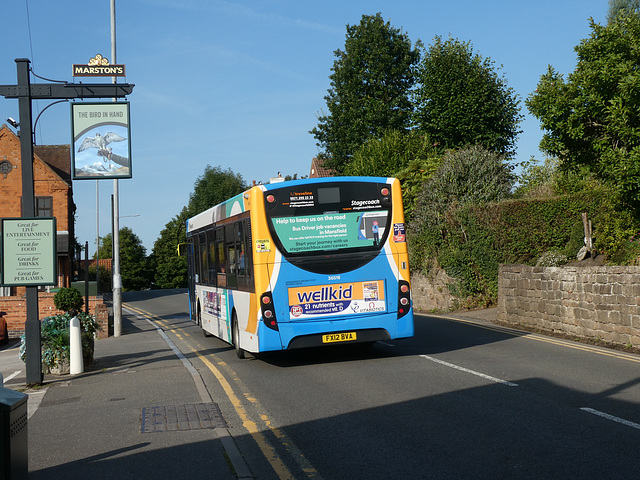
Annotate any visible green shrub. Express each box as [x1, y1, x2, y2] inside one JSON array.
[[53, 287, 84, 312], [408, 182, 640, 306]]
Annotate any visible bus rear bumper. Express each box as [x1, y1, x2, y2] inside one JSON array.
[[255, 310, 415, 352], [270, 310, 415, 351], [287, 328, 390, 350]]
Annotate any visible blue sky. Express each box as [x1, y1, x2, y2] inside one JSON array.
[[1, 0, 607, 254]]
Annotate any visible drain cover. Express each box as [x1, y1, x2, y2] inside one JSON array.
[[141, 403, 227, 433]]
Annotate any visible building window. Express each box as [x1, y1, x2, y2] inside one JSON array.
[[36, 196, 53, 217]]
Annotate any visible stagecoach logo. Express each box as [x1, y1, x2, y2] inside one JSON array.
[[73, 54, 126, 77]]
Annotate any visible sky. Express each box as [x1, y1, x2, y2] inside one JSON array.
[[1, 0, 608, 255]]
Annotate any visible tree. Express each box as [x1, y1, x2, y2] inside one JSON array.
[[343, 129, 442, 220], [343, 129, 432, 177], [526, 14, 640, 206], [607, 0, 640, 23], [310, 13, 420, 174], [152, 166, 247, 289], [412, 36, 523, 158], [99, 227, 151, 291], [186, 165, 247, 217], [409, 145, 515, 269], [152, 208, 188, 289]]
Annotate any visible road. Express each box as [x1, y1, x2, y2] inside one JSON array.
[[3, 289, 640, 479], [115, 289, 640, 480]]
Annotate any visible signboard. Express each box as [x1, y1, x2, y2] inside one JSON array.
[[272, 211, 388, 253], [288, 280, 386, 320], [73, 54, 125, 77], [1, 218, 57, 286], [71, 102, 132, 179]]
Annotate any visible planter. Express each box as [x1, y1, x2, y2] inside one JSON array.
[[47, 357, 70, 375], [19, 312, 101, 377]]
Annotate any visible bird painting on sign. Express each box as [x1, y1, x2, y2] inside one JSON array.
[[78, 131, 126, 153], [73, 126, 130, 178], [78, 131, 128, 170]]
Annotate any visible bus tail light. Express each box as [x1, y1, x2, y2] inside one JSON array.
[[398, 280, 411, 319], [260, 292, 279, 331]]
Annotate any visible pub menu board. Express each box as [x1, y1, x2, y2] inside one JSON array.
[[1, 218, 57, 286]]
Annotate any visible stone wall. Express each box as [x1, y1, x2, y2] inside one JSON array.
[[411, 269, 459, 312], [498, 265, 640, 348]]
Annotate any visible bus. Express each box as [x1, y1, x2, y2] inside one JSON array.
[[185, 176, 413, 358]]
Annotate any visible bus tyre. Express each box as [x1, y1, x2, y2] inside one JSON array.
[[233, 314, 245, 359]]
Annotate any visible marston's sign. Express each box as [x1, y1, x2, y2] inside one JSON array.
[[73, 54, 125, 77]]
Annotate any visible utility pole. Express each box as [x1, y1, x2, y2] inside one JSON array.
[[111, 0, 122, 337]]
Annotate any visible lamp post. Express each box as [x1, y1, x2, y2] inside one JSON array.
[[111, 0, 123, 337]]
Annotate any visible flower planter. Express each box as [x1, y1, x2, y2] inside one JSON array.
[[20, 312, 101, 377], [47, 357, 70, 375]]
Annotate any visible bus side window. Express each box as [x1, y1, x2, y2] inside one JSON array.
[[243, 218, 252, 283], [216, 227, 226, 287], [236, 222, 246, 277], [207, 229, 216, 285], [226, 223, 237, 288], [199, 232, 209, 284]]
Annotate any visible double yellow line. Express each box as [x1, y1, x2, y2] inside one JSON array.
[[123, 303, 321, 480]]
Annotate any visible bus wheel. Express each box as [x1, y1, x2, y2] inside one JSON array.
[[232, 314, 245, 359]]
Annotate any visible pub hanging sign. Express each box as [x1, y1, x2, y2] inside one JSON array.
[[73, 54, 125, 77]]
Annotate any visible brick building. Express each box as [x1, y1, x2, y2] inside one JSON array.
[[0, 123, 87, 338], [0, 123, 75, 290]]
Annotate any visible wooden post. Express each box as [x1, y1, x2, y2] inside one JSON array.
[[581, 213, 594, 257]]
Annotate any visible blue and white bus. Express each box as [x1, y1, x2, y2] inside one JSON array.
[[185, 176, 413, 358]]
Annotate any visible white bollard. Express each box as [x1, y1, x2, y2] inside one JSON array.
[[69, 315, 84, 375]]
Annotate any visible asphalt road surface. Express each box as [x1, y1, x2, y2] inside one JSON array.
[[10, 289, 639, 480]]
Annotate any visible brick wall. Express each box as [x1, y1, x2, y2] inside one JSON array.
[[0, 293, 110, 340], [498, 265, 640, 348]]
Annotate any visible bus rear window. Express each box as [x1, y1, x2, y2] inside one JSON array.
[[265, 182, 392, 255]]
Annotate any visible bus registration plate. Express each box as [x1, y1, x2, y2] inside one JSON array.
[[322, 332, 357, 343]]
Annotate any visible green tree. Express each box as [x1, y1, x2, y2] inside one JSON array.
[[343, 129, 432, 177], [607, 0, 640, 23], [152, 166, 247, 289], [186, 165, 247, 216], [343, 129, 442, 220], [99, 227, 151, 291], [310, 13, 420, 174], [152, 209, 188, 289], [526, 14, 640, 206], [409, 145, 515, 270], [412, 36, 523, 158]]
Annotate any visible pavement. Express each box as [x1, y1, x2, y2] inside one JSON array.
[[0, 310, 249, 480]]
